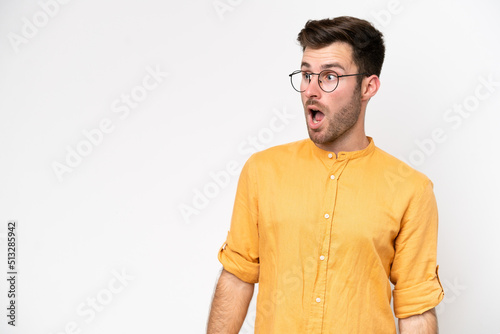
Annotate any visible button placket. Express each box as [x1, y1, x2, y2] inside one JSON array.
[[308, 159, 349, 331]]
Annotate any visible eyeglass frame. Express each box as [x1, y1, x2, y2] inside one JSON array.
[[288, 69, 369, 93]]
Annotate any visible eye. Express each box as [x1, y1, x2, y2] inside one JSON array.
[[323, 72, 338, 82], [302, 72, 312, 80]]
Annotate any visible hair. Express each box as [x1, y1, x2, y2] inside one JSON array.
[[297, 16, 385, 79]]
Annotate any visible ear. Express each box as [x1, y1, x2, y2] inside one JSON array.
[[360, 75, 380, 102]]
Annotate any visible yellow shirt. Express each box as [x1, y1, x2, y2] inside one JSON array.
[[218, 137, 444, 333]]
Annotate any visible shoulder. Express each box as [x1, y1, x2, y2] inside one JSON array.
[[249, 138, 311, 163], [240, 139, 311, 178], [371, 145, 432, 193]]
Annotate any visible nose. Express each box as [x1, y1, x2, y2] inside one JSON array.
[[303, 74, 322, 99]]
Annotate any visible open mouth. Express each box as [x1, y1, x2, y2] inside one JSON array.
[[306, 101, 326, 130], [311, 109, 325, 124]]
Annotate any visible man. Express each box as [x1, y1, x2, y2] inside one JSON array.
[[207, 16, 444, 334]]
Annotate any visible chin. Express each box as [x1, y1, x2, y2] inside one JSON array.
[[308, 129, 329, 145]]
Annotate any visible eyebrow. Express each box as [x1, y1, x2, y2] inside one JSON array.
[[301, 62, 346, 72]]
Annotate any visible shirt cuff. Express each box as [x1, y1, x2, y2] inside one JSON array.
[[218, 241, 259, 284], [393, 265, 445, 318]]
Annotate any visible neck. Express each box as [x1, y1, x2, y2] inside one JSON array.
[[315, 107, 369, 155]]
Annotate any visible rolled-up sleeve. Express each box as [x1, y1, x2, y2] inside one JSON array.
[[218, 155, 260, 284], [390, 179, 445, 318]]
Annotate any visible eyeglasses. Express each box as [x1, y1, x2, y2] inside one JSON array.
[[289, 70, 369, 93]]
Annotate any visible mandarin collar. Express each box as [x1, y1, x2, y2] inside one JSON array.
[[309, 136, 375, 163]]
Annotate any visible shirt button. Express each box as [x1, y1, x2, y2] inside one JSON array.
[[324, 213, 329, 219], [330, 175, 335, 180], [328, 153, 333, 158], [316, 297, 321, 303], [320, 255, 325, 261]]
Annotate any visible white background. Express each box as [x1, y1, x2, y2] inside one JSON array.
[[1, 0, 499, 333]]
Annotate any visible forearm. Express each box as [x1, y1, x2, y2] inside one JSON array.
[[207, 269, 255, 334], [399, 308, 438, 334]]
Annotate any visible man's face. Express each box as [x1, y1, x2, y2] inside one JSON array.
[[300, 42, 363, 147]]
